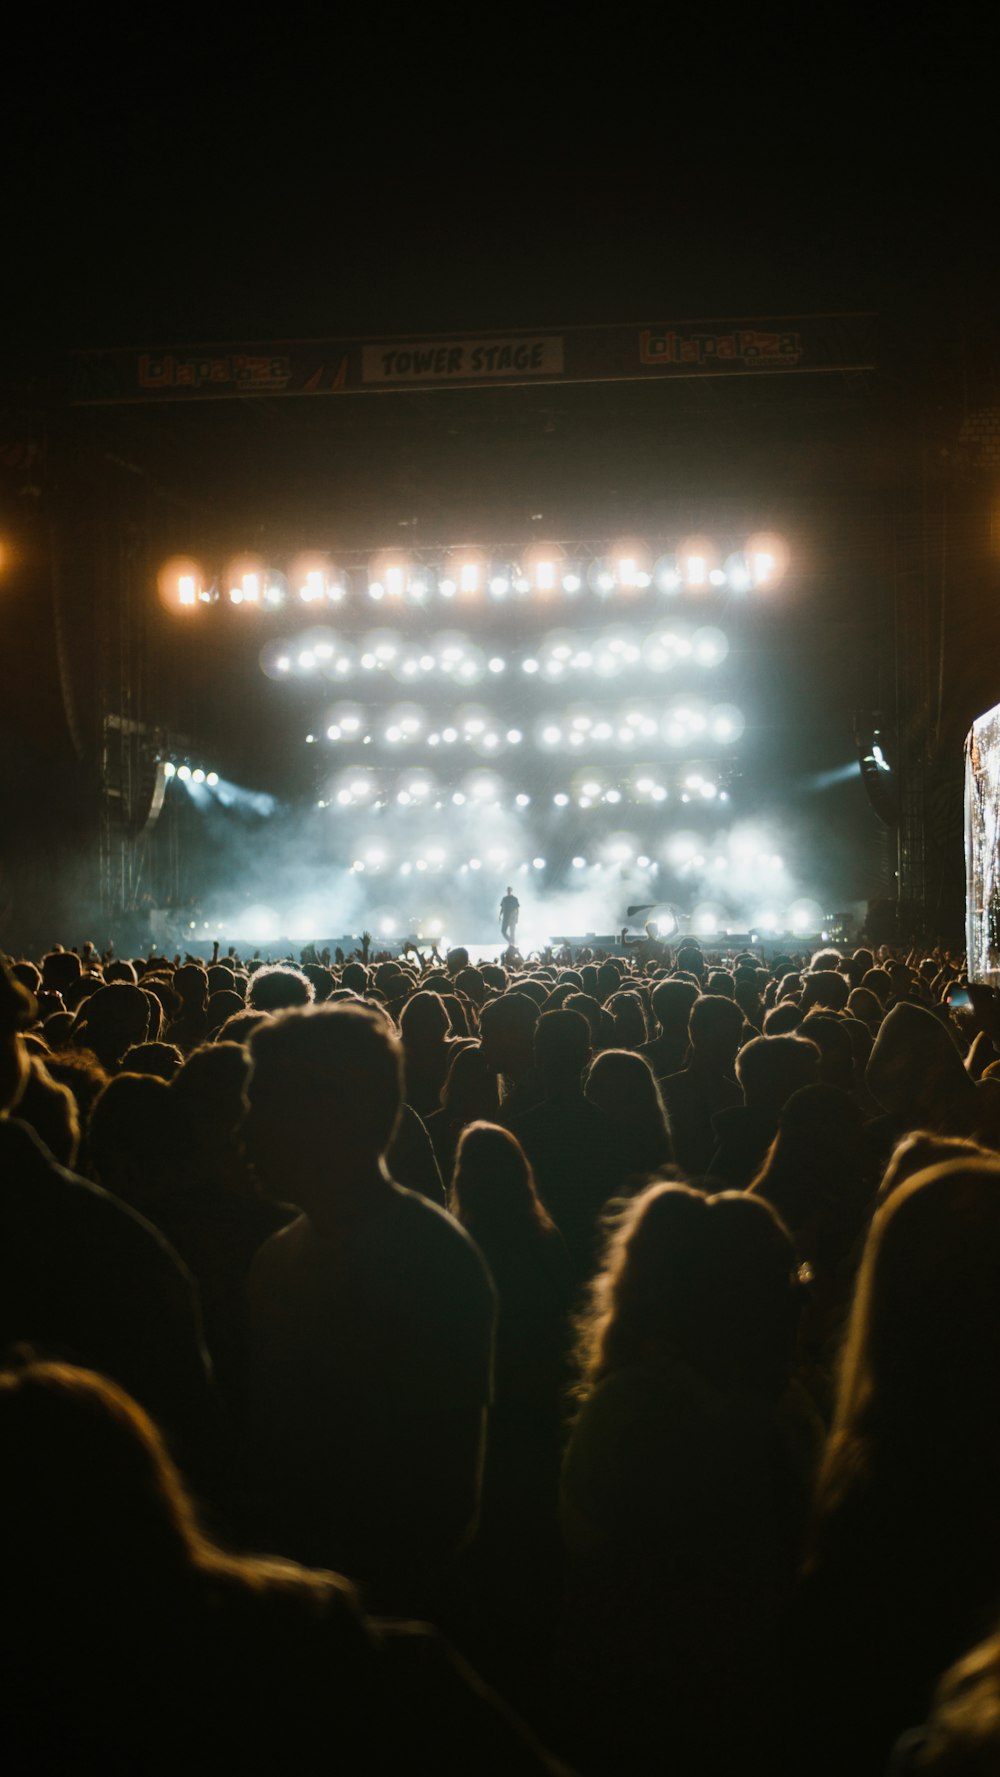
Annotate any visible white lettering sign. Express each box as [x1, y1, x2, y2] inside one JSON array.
[[362, 336, 565, 384]]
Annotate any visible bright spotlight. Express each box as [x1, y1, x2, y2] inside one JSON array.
[[680, 537, 716, 587], [523, 541, 565, 592], [515, 793, 531, 807], [788, 897, 824, 934], [488, 657, 505, 674], [553, 792, 569, 807], [725, 551, 752, 591], [159, 556, 204, 613], [746, 531, 790, 587], [710, 704, 745, 743], [563, 572, 582, 593], [506, 729, 522, 745], [522, 658, 539, 675], [191, 768, 206, 784], [692, 627, 728, 667], [177, 766, 192, 782], [206, 772, 219, 787], [611, 539, 649, 589], [653, 554, 681, 592], [572, 856, 586, 868], [542, 725, 561, 745], [163, 762, 176, 778], [446, 547, 487, 596], [532, 858, 546, 870]]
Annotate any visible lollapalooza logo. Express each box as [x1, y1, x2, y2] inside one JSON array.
[[137, 353, 293, 392], [638, 327, 804, 369]]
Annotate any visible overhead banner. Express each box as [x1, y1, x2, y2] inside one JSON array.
[[70, 313, 876, 404]]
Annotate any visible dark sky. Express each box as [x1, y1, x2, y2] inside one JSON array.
[[7, 31, 994, 351]]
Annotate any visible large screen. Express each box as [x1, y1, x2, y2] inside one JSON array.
[[966, 703, 1000, 981]]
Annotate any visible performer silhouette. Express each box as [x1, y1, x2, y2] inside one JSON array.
[[499, 885, 520, 947]]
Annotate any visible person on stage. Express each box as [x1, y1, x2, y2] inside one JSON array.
[[499, 887, 520, 948]]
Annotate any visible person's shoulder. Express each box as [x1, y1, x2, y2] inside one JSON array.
[[1, 1117, 193, 1274], [390, 1185, 486, 1256], [248, 1213, 310, 1292]]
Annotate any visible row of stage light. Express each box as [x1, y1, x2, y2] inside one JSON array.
[[162, 763, 219, 785], [316, 771, 731, 808], [306, 699, 743, 753], [261, 623, 730, 683], [324, 836, 786, 875], [163, 536, 787, 612]]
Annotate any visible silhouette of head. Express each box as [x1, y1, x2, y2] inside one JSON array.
[[479, 992, 539, 1078], [451, 1120, 550, 1239], [244, 1003, 403, 1201], [72, 984, 151, 1071], [247, 965, 315, 1013], [399, 990, 450, 1046], [687, 994, 744, 1068], [534, 1009, 591, 1092], [736, 1033, 820, 1114], [582, 1182, 798, 1398]]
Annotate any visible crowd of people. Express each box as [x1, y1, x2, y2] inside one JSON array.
[[4, 929, 1000, 1773]]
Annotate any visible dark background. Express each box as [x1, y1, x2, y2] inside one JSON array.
[[2, 28, 997, 948]]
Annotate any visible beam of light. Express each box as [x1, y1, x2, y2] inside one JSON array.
[[803, 761, 863, 792]]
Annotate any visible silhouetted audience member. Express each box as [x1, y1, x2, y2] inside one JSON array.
[[560, 1183, 818, 1776], [399, 989, 465, 1118], [707, 1033, 820, 1189], [637, 978, 699, 1080], [243, 1003, 496, 1610], [893, 1617, 1000, 1773], [449, 1121, 574, 1714], [481, 992, 544, 1121], [584, 1048, 674, 1178], [794, 1157, 1000, 1775], [660, 993, 745, 1176], [0, 964, 215, 1475], [866, 1001, 995, 1163], [14, 1056, 80, 1167], [71, 981, 150, 1072], [0, 1359, 568, 1777], [166, 963, 211, 1053], [507, 1011, 629, 1282], [425, 1043, 501, 1181], [40, 947, 83, 1000], [122, 1039, 185, 1079], [763, 1001, 803, 1035], [605, 991, 648, 1049], [247, 962, 315, 1013]]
